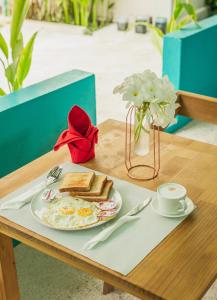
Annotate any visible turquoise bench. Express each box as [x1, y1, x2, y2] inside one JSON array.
[[0, 69, 96, 247], [0, 70, 97, 178], [163, 15, 217, 132]]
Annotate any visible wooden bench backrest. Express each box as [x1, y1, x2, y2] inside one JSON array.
[[177, 91, 217, 125]]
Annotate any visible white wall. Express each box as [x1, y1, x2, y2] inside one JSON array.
[[113, 0, 173, 21], [113, 0, 208, 21]]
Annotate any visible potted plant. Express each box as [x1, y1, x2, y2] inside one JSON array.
[[142, 0, 199, 53], [0, 0, 38, 96]]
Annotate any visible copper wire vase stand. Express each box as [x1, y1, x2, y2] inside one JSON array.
[[125, 105, 161, 181]]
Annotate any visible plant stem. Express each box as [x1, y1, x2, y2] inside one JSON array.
[[92, 0, 98, 29], [134, 106, 148, 143], [0, 57, 11, 93], [62, 0, 70, 23], [80, 4, 85, 25], [72, 1, 80, 25], [0, 57, 6, 70], [83, 1, 90, 27]]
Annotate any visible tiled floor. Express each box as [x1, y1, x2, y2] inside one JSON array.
[[1, 19, 217, 299], [0, 19, 162, 124]]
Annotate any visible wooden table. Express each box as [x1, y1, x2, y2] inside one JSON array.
[[1, 91, 217, 300]]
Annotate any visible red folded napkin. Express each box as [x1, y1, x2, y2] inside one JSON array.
[[54, 105, 98, 163]]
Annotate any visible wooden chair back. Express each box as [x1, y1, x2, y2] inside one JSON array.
[[177, 91, 217, 125]]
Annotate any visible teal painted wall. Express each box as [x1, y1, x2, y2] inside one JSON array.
[[163, 15, 217, 96], [163, 15, 217, 132], [0, 70, 96, 178]]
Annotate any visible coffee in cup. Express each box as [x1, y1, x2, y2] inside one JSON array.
[[157, 183, 187, 215]]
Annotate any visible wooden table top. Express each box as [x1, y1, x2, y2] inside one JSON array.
[[1, 119, 217, 300]]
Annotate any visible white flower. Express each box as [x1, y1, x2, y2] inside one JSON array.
[[123, 81, 144, 106], [113, 69, 178, 129]]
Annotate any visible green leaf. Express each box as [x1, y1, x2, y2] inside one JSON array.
[[150, 30, 163, 54], [0, 32, 8, 59], [71, 0, 80, 25], [137, 22, 163, 53], [10, 0, 30, 49], [183, 3, 197, 21], [142, 22, 164, 37], [176, 15, 192, 29], [62, 0, 71, 24], [173, 3, 184, 20], [0, 87, 6, 96], [5, 63, 17, 86], [12, 32, 23, 62], [15, 32, 38, 87], [167, 16, 176, 33]]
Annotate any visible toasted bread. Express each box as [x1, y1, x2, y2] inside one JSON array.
[[71, 175, 107, 196], [59, 172, 95, 192], [74, 180, 113, 202]]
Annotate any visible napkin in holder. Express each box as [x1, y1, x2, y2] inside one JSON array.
[[54, 105, 98, 163]]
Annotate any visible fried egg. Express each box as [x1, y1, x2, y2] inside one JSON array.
[[40, 196, 99, 229]]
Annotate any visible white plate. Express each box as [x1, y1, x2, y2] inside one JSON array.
[[31, 182, 122, 231], [151, 195, 196, 218]]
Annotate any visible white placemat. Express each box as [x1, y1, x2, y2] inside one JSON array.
[[0, 162, 190, 275]]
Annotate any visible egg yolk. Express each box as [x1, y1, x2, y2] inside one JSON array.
[[77, 208, 93, 217], [60, 207, 74, 215]]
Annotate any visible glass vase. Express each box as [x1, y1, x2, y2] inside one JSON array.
[[125, 105, 160, 181], [134, 107, 150, 156]]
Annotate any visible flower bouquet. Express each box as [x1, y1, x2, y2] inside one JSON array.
[[114, 70, 178, 156]]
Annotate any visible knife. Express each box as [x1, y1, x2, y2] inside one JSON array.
[[83, 196, 152, 250], [125, 196, 152, 216]]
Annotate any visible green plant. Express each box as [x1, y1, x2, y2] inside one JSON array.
[[26, 0, 114, 31], [59, 0, 71, 23], [0, 0, 38, 96], [206, 0, 217, 14], [88, 0, 115, 31], [143, 0, 199, 53], [28, 0, 67, 22], [70, 0, 94, 27]]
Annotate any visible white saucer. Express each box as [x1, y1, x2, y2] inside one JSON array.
[[151, 196, 196, 218]]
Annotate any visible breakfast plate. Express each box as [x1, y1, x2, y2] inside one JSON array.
[[31, 181, 122, 231]]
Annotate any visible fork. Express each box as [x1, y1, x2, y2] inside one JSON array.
[[46, 166, 63, 185], [0, 165, 63, 210]]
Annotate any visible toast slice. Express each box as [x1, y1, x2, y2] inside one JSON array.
[[59, 172, 95, 192], [73, 180, 113, 202], [71, 175, 107, 197]]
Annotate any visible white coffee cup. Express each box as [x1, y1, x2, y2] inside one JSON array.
[[157, 183, 187, 215]]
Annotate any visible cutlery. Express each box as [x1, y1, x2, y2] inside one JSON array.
[[125, 196, 152, 216], [83, 196, 152, 250], [0, 165, 63, 210], [46, 165, 63, 185]]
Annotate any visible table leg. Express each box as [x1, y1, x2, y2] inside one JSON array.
[[103, 282, 114, 295], [0, 233, 20, 300]]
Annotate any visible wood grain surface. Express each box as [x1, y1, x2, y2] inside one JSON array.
[[0, 234, 20, 300], [177, 90, 217, 124], [1, 115, 217, 300]]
